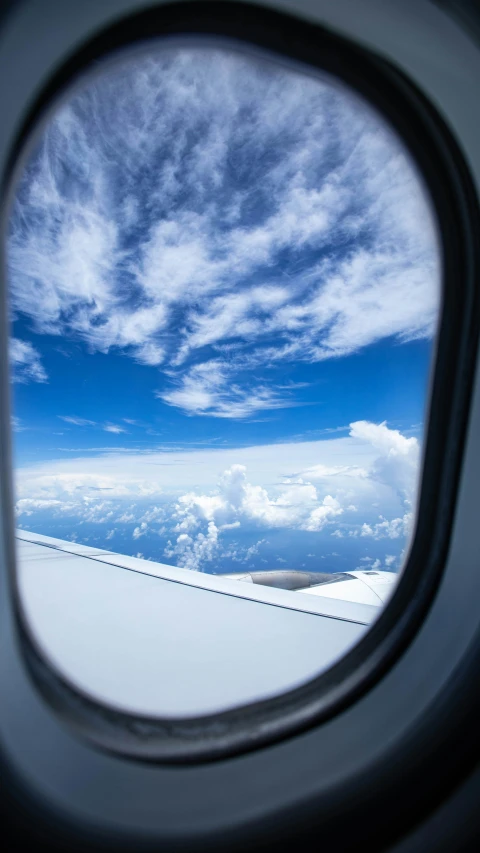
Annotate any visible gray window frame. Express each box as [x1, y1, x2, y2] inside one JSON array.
[[1, 1, 480, 850]]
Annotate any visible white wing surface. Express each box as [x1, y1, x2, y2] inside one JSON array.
[[15, 529, 386, 718]]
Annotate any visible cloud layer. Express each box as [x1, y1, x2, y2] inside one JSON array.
[[8, 46, 439, 416], [15, 421, 418, 571]]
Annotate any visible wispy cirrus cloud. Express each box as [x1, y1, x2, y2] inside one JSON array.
[[9, 338, 47, 384], [11, 415, 27, 432], [8, 47, 439, 416], [157, 359, 306, 418], [59, 416, 96, 427], [59, 416, 127, 434]]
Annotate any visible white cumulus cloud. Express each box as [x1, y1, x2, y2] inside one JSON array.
[[14, 420, 421, 572]]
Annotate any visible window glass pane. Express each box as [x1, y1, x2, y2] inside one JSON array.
[[8, 43, 441, 717]]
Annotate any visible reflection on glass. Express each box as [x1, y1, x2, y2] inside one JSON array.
[[7, 44, 440, 717]]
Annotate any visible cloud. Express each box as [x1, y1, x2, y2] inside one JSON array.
[[361, 512, 413, 540], [301, 495, 343, 531], [164, 465, 340, 570], [133, 522, 148, 540], [15, 498, 62, 516], [356, 554, 397, 570], [14, 470, 162, 502], [59, 418, 128, 434], [14, 421, 419, 570], [60, 416, 96, 427], [137, 506, 165, 524], [11, 415, 26, 432], [116, 512, 135, 523], [9, 339, 47, 384], [14, 421, 412, 508], [349, 420, 419, 503], [157, 359, 303, 419], [159, 420, 418, 569], [8, 47, 439, 419], [164, 521, 220, 571]]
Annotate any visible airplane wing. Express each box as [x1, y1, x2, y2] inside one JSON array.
[[15, 529, 386, 719]]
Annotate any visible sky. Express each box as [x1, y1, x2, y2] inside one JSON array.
[[7, 44, 440, 577]]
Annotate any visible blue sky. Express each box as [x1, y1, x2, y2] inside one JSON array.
[[8, 45, 440, 575]]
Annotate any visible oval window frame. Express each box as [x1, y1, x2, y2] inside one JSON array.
[[4, 0, 480, 764]]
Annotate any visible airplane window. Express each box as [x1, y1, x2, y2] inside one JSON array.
[[7, 42, 441, 721]]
